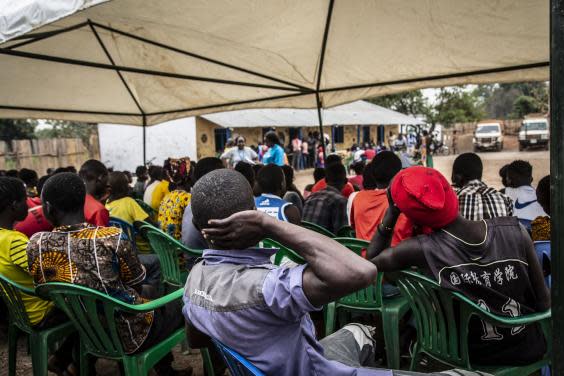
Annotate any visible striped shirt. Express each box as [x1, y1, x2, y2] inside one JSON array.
[[0, 228, 52, 325], [456, 180, 513, 221], [303, 186, 348, 234]]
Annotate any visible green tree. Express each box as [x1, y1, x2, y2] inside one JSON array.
[[36, 120, 97, 146], [0, 119, 38, 143], [367, 90, 428, 116], [433, 87, 484, 128], [474, 82, 548, 119]]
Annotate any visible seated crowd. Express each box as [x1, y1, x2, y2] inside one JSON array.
[[0, 139, 551, 375]]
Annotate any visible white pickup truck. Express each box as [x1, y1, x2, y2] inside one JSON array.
[[519, 118, 549, 151], [473, 122, 504, 152]]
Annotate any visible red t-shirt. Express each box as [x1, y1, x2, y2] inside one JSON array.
[[312, 179, 355, 198], [350, 189, 413, 246], [364, 149, 376, 160], [84, 194, 110, 226], [348, 175, 364, 190], [15, 198, 53, 238]]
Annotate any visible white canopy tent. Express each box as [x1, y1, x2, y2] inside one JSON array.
[[202, 100, 424, 128]]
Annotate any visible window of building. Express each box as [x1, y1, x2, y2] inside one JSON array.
[[334, 126, 344, 143]]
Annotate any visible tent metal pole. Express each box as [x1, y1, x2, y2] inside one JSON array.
[[6, 21, 89, 49], [0, 48, 305, 92], [142, 115, 147, 165], [316, 92, 326, 160], [550, 0, 564, 373]]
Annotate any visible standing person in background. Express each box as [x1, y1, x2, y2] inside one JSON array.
[[220, 136, 258, 168], [451, 130, 458, 155], [308, 132, 316, 168], [504, 160, 547, 230], [79, 159, 110, 226], [291, 135, 302, 171], [262, 132, 285, 166], [133, 165, 148, 199], [301, 137, 309, 170]]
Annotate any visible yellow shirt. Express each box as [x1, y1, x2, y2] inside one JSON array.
[[150, 181, 170, 210], [0, 229, 52, 325], [106, 197, 149, 225], [158, 190, 191, 240]]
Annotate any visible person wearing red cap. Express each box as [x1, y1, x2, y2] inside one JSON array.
[[367, 166, 549, 367]]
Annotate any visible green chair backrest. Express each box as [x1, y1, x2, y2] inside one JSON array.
[[135, 199, 156, 218], [301, 221, 335, 238], [141, 225, 202, 286], [0, 273, 34, 333], [396, 270, 552, 369], [262, 239, 305, 266], [336, 226, 355, 238], [333, 238, 384, 308], [37, 282, 183, 359]]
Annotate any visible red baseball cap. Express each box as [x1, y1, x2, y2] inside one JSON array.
[[390, 167, 459, 229]]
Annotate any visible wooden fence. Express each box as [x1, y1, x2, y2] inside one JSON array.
[[0, 135, 100, 173]]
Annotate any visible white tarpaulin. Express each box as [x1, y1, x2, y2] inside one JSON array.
[[0, 0, 549, 126], [202, 100, 423, 128]]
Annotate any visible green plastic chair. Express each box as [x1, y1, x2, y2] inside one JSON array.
[[325, 238, 410, 369], [36, 283, 188, 376], [135, 199, 157, 219], [396, 270, 552, 375], [301, 221, 336, 238], [141, 225, 203, 288], [0, 274, 75, 376], [336, 226, 356, 238], [262, 238, 305, 266]]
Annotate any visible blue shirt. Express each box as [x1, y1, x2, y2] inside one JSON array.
[[262, 144, 285, 166], [255, 194, 291, 221], [182, 248, 391, 376]]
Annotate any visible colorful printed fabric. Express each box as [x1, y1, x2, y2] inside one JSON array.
[[531, 216, 551, 241], [26, 223, 152, 354], [158, 190, 192, 240]]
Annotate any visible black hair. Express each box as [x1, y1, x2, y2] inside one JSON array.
[[325, 154, 342, 165], [499, 164, 509, 187], [0, 177, 26, 212], [506, 160, 533, 188], [191, 169, 254, 230], [135, 165, 148, 180], [66, 166, 77, 174], [42, 172, 86, 213], [234, 161, 255, 188], [351, 161, 365, 175], [108, 171, 130, 201], [313, 167, 325, 182], [79, 159, 108, 181], [264, 131, 280, 145], [364, 151, 402, 187], [19, 168, 38, 186], [193, 157, 224, 182], [325, 163, 347, 186], [252, 164, 263, 177], [54, 167, 68, 174], [281, 165, 294, 191], [36, 175, 50, 195], [537, 175, 550, 216], [452, 153, 483, 182], [6, 170, 18, 178], [256, 164, 285, 195]]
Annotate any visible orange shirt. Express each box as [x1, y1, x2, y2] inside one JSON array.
[[312, 178, 355, 198], [350, 189, 412, 246]]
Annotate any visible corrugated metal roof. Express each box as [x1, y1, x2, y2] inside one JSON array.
[[201, 100, 424, 128]]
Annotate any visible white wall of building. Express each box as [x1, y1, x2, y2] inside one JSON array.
[[98, 117, 197, 171]]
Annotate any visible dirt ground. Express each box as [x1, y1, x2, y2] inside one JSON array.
[[295, 136, 550, 192]]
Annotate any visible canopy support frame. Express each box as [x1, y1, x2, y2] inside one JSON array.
[[550, 0, 564, 373], [5, 21, 90, 49], [315, 0, 334, 160]]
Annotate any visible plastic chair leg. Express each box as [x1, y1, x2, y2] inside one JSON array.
[[409, 342, 421, 371], [79, 341, 90, 376], [8, 324, 18, 376], [324, 302, 336, 337], [122, 356, 142, 376], [381, 311, 401, 369], [29, 332, 48, 376]]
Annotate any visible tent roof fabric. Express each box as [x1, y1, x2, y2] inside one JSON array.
[[201, 100, 423, 128], [0, 0, 549, 126]]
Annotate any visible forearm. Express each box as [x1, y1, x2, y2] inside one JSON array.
[[367, 207, 400, 259], [263, 216, 376, 290]]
